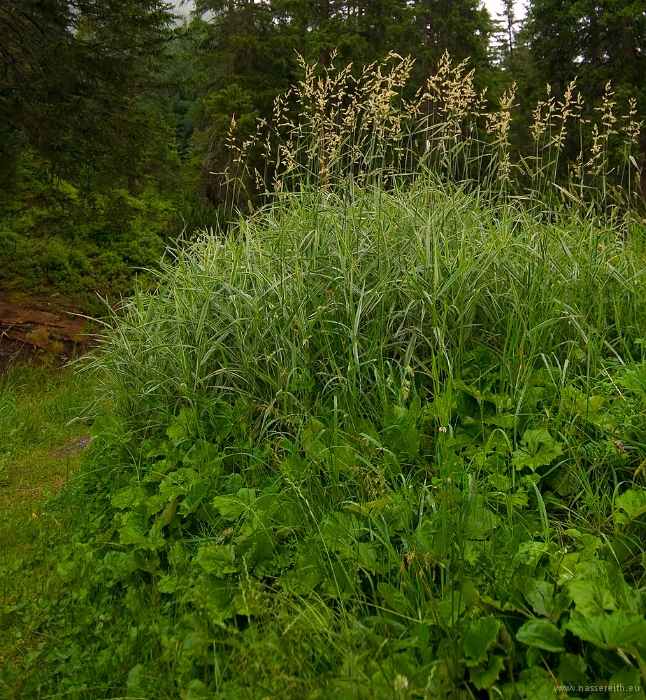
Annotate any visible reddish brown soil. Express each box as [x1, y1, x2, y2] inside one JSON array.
[[0, 292, 99, 369]]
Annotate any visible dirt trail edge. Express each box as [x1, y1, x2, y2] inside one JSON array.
[[0, 292, 99, 368]]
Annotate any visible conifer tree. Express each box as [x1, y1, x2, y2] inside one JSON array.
[[409, 0, 495, 87], [0, 0, 175, 192], [523, 0, 645, 177], [525, 0, 646, 115]]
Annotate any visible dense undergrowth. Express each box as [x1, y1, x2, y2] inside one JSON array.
[[2, 181, 646, 698], [0, 154, 222, 310], [3, 56, 646, 699]]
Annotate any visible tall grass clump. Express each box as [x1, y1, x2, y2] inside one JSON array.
[[92, 183, 646, 434], [4, 55, 646, 700]]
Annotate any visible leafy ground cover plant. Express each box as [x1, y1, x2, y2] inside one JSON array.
[[3, 180, 646, 698]]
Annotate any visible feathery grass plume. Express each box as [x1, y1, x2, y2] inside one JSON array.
[[621, 97, 644, 201], [414, 52, 486, 185], [221, 53, 643, 216], [485, 83, 517, 191], [262, 53, 415, 192]]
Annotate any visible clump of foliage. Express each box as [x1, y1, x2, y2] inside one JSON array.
[[3, 182, 646, 698], [2, 56, 646, 700], [0, 0, 186, 304], [0, 156, 181, 304]]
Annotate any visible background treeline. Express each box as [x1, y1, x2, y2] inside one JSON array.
[[1, 0, 644, 305]]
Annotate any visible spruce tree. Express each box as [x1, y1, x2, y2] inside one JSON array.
[[0, 0, 175, 192], [409, 0, 495, 88], [525, 0, 646, 118]]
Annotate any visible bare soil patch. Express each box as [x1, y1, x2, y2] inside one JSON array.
[[0, 292, 99, 369]]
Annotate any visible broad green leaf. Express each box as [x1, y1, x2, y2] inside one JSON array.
[[166, 407, 196, 446], [159, 468, 204, 501], [301, 419, 327, 458], [212, 495, 247, 521], [251, 492, 281, 520], [516, 577, 554, 618], [512, 540, 551, 567], [233, 583, 264, 616], [344, 496, 393, 518], [200, 576, 235, 622], [143, 494, 167, 517], [488, 473, 511, 491], [282, 553, 322, 594], [111, 487, 137, 510], [461, 616, 500, 666], [615, 512, 631, 525], [355, 541, 391, 574], [512, 429, 563, 472], [132, 549, 160, 573], [269, 497, 302, 528], [184, 679, 211, 700], [126, 663, 147, 694], [470, 655, 505, 690], [567, 610, 646, 649], [141, 456, 176, 483], [557, 654, 587, 686], [609, 667, 643, 700], [279, 453, 310, 480], [235, 487, 257, 506], [56, 561, 78, 582], [436, 591, 467, 628], [157, 575, 181, 594], [166, 422, 186, 445], [320, 512, 363, 550], [178, 481, 208, 516], [325, 560, 355, 597], [465, 498, 501, 539], [120, 501, 149, 534], [562, 386, 616, 431], [196, 544, 237, 577], [235, 530, 274, 567], [183, 439, 221, 472], [516, 619, 564, 652], [377, 582, 414, 617], [568, 578, 616, 616], [615, 488, 646, 523], [118, 526, 153, 549], [502, 667, 557, 700]]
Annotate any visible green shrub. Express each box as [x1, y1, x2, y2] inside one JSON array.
[[0, 162, 180, 300]]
